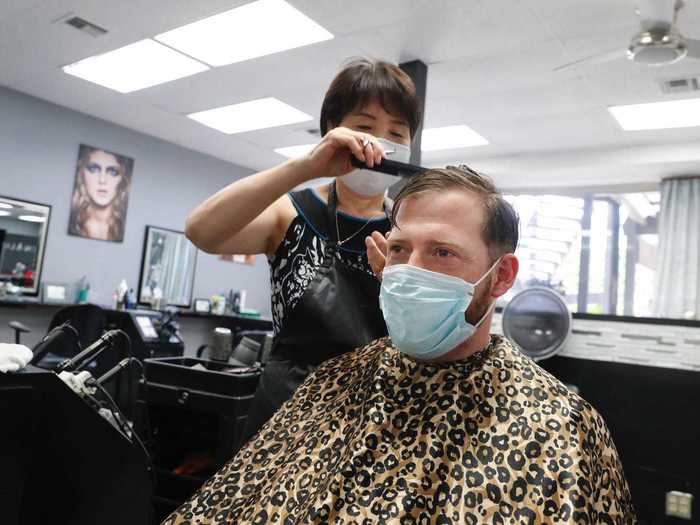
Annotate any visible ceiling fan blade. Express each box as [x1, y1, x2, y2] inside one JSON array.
[[554, 48, 627, 72], [637, 0, 676, 30], [686, 38, 700, 59]]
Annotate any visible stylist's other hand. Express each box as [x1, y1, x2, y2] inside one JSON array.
[[366, 230, 389, 281], [0, 344, 33, 373], [300, 127, 385, 181]]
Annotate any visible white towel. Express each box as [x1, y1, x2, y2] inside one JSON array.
[[0, 343, 34, 373]]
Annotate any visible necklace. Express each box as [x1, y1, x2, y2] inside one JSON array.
[[335, 211, 375, 246]]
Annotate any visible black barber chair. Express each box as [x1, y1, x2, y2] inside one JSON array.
[[49, 304, 106, 347], [34, 304, 107, 371]]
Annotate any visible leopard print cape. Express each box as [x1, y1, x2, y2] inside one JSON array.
[[163, 335, 636, 524]]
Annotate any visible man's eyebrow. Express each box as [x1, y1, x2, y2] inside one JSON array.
[[388, 236, 464, 249], [413, 239, 467, 254]]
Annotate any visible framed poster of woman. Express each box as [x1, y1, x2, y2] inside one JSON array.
[[68, 144, 134, 242]]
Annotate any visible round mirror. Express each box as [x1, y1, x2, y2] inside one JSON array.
[[502, 287, 572, 361]]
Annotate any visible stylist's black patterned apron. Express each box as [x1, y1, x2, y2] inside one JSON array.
[[241, 182, 389, 442]]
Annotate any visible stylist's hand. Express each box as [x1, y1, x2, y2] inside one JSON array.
[[366, 231, 390, 281], [300, 127, 386, 181]]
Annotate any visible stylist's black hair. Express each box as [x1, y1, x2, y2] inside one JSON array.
[[320, 57, 421, 138]]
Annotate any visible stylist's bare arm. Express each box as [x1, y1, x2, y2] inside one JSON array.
[[185, 127, 382, 258]]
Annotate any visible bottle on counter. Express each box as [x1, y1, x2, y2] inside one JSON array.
[[116, 279, 128, 309], [76, 276, 90, 304], [231, 291, 241, 314], [126, 288, 137, 310], [152, 286, 164, 310], [211, 294, 226, 315]]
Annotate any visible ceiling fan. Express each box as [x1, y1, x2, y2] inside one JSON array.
[[555, 0, 700, 71]]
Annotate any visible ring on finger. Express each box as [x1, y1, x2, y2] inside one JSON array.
[[362, 137, 372, 148]]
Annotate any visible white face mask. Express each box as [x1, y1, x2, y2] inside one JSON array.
[[340, 138, 411, 197]]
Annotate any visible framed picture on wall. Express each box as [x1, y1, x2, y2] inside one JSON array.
[[194, 298, 211, 313], [42, 282, 70, 304], [68, 144, 134, 243]]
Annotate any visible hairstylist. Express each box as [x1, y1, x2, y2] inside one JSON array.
[[185, 58, 421, 441]]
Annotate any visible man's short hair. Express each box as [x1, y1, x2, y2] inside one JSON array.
[[391, 166, 519, 261]]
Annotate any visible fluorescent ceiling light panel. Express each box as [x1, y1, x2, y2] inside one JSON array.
[[609, 98, 700, 130], [63, 39, 209, 93], [0, 211, 10, 217], [18, 215, 45, 223], [155, 0, 333, 67], [0, 203, 13, 209], [421, 125, 489, 151], [188, 97, 312, 134], [274, 143, 317, 158]]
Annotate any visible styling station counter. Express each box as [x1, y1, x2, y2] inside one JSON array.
[[0, 298, 272, 354]]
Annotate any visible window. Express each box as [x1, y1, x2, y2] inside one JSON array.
[[501, 191, 660, 318]]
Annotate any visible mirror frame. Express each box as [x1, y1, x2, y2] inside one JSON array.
[[137, 225, 198, 308], [0, 194, 52, 296]]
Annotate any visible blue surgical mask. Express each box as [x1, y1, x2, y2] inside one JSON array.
[[379, 260, 500, 360], [341, 138, 410, 196]]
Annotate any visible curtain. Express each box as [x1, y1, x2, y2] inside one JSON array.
[[654, 177, 700, 319]]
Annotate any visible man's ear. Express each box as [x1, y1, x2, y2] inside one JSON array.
[[490, 254, 518, 298]]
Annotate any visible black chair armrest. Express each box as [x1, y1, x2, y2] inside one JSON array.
[[8, 321, 31, 344]]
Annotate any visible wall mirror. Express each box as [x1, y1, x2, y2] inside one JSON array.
[[0, 195, 51, 296], [138, 225, 197, 308]]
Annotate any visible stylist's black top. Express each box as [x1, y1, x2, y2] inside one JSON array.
[[242, 184, 390, 441], [269, 187, 390, 342]]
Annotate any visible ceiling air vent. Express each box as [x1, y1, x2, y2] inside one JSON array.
[[659, 76, 700, 94], [305, 128, 321, 136], [65, 16, 107, 38]]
